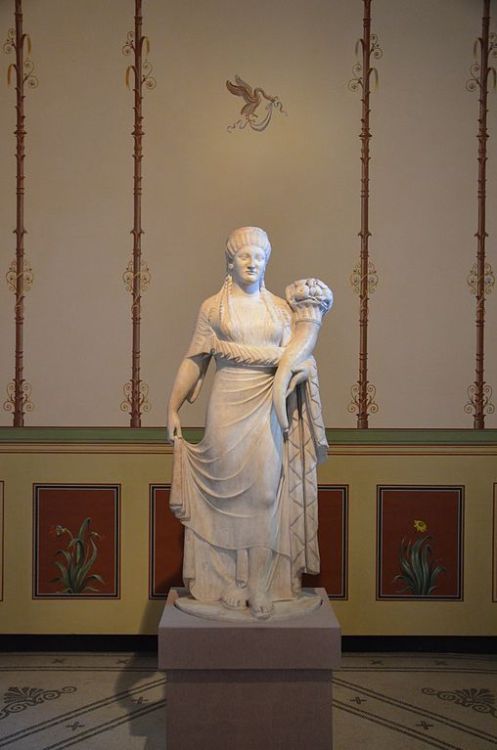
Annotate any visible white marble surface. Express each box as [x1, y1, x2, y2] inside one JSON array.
[[174, 589, 323, 622], [167, 227, 332, 621]]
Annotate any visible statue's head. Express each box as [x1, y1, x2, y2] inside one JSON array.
[[219, 226, 276, 332], [225, 227, 271, 272]]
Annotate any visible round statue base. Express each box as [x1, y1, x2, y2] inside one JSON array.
[[174, 590, 322, 622]]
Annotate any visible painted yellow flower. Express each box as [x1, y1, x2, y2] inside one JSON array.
[[413, 519, 428, 533]]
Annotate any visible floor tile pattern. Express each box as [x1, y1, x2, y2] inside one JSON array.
[[0, 652, 495, 749]]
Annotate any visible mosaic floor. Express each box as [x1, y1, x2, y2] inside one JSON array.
[[0, 652, 495, 749]]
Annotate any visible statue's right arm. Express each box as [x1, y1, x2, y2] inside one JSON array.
[[167, 354, 207, 441]]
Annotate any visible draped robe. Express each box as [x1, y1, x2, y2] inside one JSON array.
[[170, 289, 328, 603]]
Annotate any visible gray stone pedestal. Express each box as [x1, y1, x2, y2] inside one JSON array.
[[158, 587, 341, 750]]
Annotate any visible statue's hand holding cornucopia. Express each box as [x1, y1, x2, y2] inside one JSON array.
[[273, 278, 333, 434]]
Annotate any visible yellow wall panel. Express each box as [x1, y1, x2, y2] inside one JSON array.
[[1, 431, 495, 636]]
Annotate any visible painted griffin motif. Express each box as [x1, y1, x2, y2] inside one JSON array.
[[226, 75, 286, 133]]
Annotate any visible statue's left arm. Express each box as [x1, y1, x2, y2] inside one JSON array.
[[273, 279, 333, 433]]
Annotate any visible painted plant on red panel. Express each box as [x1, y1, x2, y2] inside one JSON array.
[[50, 517, 105, 594], [34, 485, 120, 598], [377, 486, 464, 600]]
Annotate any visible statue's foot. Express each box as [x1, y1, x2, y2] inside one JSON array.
[[222, 584, 247, 610], [249, 591, 273, 620]]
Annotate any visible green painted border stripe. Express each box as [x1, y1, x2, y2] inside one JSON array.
[[0, 427, 496, 445], [0, 427, 202, 444], [327, 428, 497, 445]]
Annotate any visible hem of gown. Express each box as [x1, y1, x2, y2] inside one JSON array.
[[180, 522, 291, 557]]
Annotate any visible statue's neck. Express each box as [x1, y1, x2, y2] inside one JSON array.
[[231, 280, 261, 298]]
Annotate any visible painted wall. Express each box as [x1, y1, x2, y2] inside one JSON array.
[[0, 430, 496, 636], [0, 0, 496, 428], [0, 1, 496, 638]]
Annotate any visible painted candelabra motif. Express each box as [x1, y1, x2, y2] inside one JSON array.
[[464, 0, 497, 428], [226, 75, 286, 132], [347, 0, 382, 428], [2, 0, 37, 425], [120, 0, 156, 426], [394, 519, 446, 596], [51, 518, 104, 594]]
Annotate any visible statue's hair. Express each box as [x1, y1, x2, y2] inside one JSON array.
[[225, 227, 271, 271], [218, 272, 232, 337]]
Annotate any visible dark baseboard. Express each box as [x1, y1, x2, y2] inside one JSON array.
[[0, 635, 158, 652], [0, 634, 495, 654], [342, 636, 497, 654]]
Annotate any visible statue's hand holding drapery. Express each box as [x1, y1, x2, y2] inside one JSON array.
[[273, 278, 333, 434]]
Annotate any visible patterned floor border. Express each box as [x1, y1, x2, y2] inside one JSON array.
[[0, 652, 495, 749]]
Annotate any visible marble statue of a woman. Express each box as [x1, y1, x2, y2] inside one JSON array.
[[167, 227, 332, 620]]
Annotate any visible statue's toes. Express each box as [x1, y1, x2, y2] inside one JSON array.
[[222, 586, 247, 610], [253, 606, 271, 620], [250, 593, 273, 619]]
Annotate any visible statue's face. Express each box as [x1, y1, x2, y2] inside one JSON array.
[[230, 245, 267, 287]]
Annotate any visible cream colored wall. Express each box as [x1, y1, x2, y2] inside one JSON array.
[[0, 0, 496, 428]]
